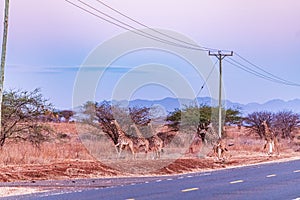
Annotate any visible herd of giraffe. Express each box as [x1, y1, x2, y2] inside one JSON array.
[[192, 121, 280, 162], [111, 119, 163, 160], [109, 119, 279, 161]]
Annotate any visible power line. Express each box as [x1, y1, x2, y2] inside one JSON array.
[[225, 58, 300, 86], [94, 0, 218, 52], [234, 52, 299, 86], [209, 51, 233, 138], [65, 0, 300, 88], [198, 60, 218, 94], [66, 0, 210, 51]]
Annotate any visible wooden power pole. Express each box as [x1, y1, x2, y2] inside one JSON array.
[[0, 0, 10, 134], [209, 50, 233, 138]]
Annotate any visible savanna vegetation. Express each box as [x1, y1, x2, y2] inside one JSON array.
[[0, 88, 300, 180]]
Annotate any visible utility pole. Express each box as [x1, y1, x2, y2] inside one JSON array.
[[0, 0, 10, 134], [209, 50, 233, 138]]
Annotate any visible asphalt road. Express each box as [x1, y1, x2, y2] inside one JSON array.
[[3, 159, 300, 200]]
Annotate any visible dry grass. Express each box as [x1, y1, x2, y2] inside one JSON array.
[[0, 123, 94, 165], [1, 124, 298, 166]]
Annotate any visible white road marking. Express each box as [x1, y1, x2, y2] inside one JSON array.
[[156, 180, 162, 182], [181, 187, 199, 192], [293, 170, 300, 173], [230, 180, 244, 184], [266, 174, 277, 178], [167, 178, 173, 181], [292, 198, 300, 200]]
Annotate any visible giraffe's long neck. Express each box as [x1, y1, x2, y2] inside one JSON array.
[[149, 123, 155, 135], [114, 120, 126, 137], [263, 122, 272, 140], [132, 124, 143, 138]]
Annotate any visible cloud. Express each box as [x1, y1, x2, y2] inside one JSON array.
[[6, 63, 141, 74]]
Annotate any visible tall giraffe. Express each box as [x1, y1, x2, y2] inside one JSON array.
[[130, 123, 149, 159], [262, 120, 279, 155], [148, 122, 163, 159], [111, 119, 135, 159], [199, 122, 229, 161], [212, 138, 229, 162]]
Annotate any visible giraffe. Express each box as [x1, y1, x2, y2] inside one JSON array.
[[261, 120, 279, 155], [212, 138, 229, 162], [199, 122, 229, 161], [187, 132, 202, 155], [130, 123, 149, 159], [187, 122, 206, 154], [197, 122, 209, 144], [42, 109, 59, 122], [148, 122, 163, 159], [111, 119, 135, 159]]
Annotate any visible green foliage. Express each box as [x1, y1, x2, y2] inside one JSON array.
[[1, 88, 52, 147], [166, 104, 242, 133], [225, 108, 243, 125]]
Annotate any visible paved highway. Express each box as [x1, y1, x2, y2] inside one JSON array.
[[3, 159, 300, 200]]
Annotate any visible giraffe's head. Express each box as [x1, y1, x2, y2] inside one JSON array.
[[261, 120, 268, 126]]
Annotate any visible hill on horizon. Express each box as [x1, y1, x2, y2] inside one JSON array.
[[113, 97, 300, 116]]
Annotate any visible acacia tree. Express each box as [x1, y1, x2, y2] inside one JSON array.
[[273, 110, 300, 139], [166, 105, 242, 132], [244, 110, 300, 139], [243, 111, 273, 139], [82, 101, 153, 144], [166, 105, 209, 131], [82, 101, 119, 144], [129, 106, 151, 126], [1, 89, 52, 147]]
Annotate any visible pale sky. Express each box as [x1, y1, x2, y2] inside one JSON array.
[[1, 0, 300, 109]]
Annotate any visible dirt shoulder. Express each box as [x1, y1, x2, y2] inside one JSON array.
[[1, 124, 299, 197], [0, 152, 299, 197], [1, 152, 299, 183]]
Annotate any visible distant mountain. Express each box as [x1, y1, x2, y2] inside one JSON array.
[[121, 97, 300, 116], [72, 97, 300, 117], [240, 99, 300, 115]]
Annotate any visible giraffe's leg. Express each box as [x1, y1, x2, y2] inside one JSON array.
[[218, 147, 221, 160], [275, 139, 280, 155], [221, 149, 226, 161], [269, 141, 274, 155], [263, 142, 267, 152], [145, 146, 148, 160], [128, 143, 135, 160], [158, 148, 161, 159], [156, 145, 161, 159], [157, 145, 162, 159], [118, 144, 124, 159], [152, 147, 157, 160], [115, 143, 120, 158]]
